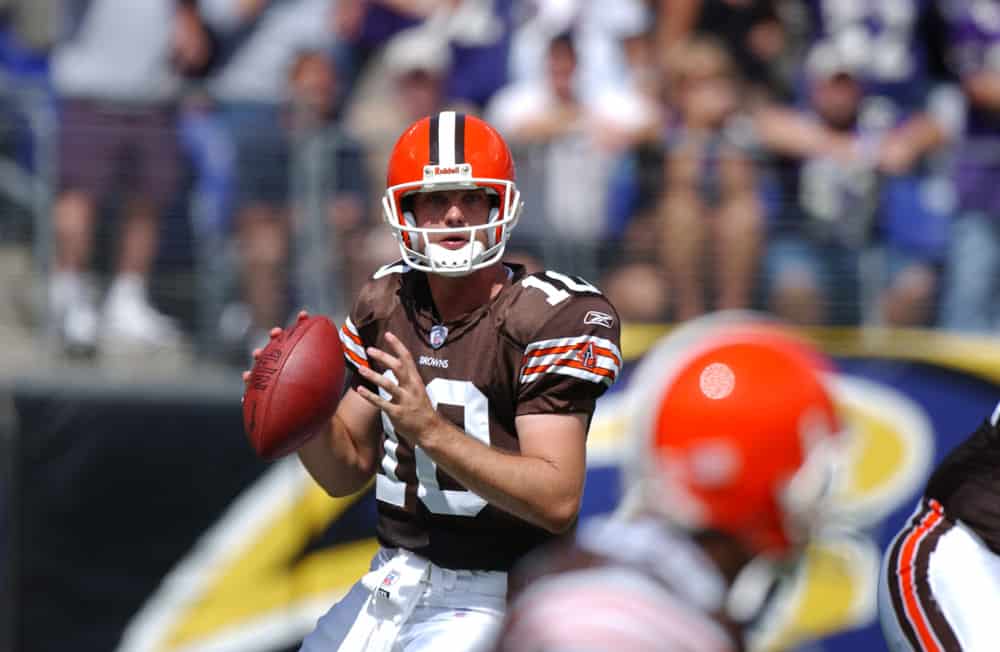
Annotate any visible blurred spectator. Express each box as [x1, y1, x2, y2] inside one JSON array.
[[509, 0, 658, 110], [602, 260, 670, 322], [334, 0, 514, 108], [48, 0, 199, 356], [0, 14, 46, 239], [656, 0, 791, 103], [657, 37, 764, 321], [328, 0, 423, 94], [346, 25, 455, 254], [491, 28, 657, 148], [0, 3, 58, 335], [594, 7, 686, 313], [285, 50, 370, 320], [214, 48, 370, 339], [196, 0, 333, 357], [0, 0, 56, 73], [784, 0, 961, 327], [488, 31, 582, 140], [939, 2, 1000, 333], [756, 46, 881, 326], [589, 6, 662, 150], [487, 31, 638, 281], [433, 0, 515, 108], [506, 0, 576, 85]]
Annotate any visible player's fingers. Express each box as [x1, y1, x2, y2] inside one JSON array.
[[383, 332, 412, 361], [357, 363, 398, 396], [242, 370, 250, 384], [270, 327, 282, 338], [356, 385, 391, 412], [365, 346, 400, 373], [383, 332, 417, 376], [252, 348, 263, 360], [297, 310, 309, 321]]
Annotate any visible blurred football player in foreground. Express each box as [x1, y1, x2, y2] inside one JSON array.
[[492, 313, 845, 652], [879, 401, 1000, 651]]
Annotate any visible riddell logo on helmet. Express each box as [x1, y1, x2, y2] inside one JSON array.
[[423, 164, 472, 180]]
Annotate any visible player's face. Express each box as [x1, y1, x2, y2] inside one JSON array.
[[410, 189, 492, 249]]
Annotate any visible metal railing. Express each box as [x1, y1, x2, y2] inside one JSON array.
[[3, 94, 999, 370]]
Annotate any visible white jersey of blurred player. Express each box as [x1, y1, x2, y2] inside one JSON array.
[[499, 515, 738, 652], [492, 312, 847, 652], [879, 401, 1000, 651]]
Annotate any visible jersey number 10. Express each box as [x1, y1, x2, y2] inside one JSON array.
[[377, 374, 490, 517]]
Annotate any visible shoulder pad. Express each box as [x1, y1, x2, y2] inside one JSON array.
[[371, 260, 411, 281], [349, 261, 412, 329]]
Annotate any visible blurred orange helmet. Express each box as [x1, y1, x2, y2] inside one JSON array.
[[382, 111, 523, 276], [621, 312, 843, 558]]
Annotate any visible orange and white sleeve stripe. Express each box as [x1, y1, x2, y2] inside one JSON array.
[[885, 498, 960, 652], [339, 317, 369, 370], [520, 335, 621, 387]]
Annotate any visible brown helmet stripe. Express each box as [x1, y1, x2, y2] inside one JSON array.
[[428, 114, 440, 164], [454, 112, 466, 163], [428, 111, 464, 167]]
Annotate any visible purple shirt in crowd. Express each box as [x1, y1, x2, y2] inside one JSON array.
[[948, 0, 1000, 215]]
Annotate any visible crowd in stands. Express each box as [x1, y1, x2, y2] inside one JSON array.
[[0, 0, 999, 367]]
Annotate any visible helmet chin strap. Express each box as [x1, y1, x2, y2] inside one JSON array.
[[426, 240, 486, 277]]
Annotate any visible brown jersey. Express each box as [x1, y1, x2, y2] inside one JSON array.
[[922, 405, 1000, 555], [337, 261, 622, 571]]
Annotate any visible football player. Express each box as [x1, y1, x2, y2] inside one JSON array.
[[879, 401, 1000, 651], [491, 313, 845, 652], [250, 111, 622, 652]]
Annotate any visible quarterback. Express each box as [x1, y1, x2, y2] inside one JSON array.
[[253, 112, 622, 651]]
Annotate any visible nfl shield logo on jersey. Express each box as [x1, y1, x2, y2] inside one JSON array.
[[378, 569, 401, 600], [430, 324, 448, 349]]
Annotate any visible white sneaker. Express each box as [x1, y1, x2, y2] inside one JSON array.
[[102, 274, 183, 349], [49, 271, 99, 354]]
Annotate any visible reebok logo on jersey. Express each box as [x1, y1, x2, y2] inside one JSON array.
[[419, 356, 449, 369], [584, 311, 614, 328]]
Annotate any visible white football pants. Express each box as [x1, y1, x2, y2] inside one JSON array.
[[299, 547, 506, 652], [880, 501, 1000, 651]]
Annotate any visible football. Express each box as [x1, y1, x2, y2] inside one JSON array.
[[242, 315, 346, 460]]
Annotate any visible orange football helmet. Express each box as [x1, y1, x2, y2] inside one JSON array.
[[382, 111, 523, 276], [621, 312, 843, 559]]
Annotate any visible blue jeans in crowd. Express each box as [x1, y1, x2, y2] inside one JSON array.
[[940, 211, 1000, 333]]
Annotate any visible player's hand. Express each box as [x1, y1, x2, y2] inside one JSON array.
[[241, 311, 311, 387], [354, 332, 442, 445]]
